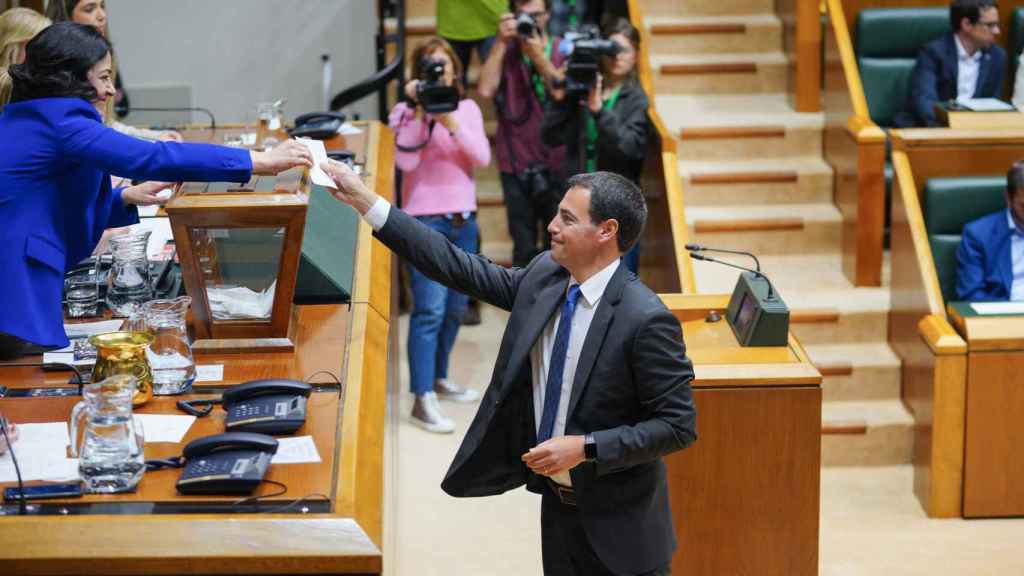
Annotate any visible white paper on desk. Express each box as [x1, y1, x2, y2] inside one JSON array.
[[970, 301, 1024, 315], [194, 364, 224, 382], [0, 423, 79, 482], [336, 122, 363, 135], [959, 98, 1016, 112], [297, 137, 338, 189], [138, 204, 160, 217], [128, 217, 174, 259], [271, 436, 321, 465], [63, 319, 124, 341], [134, 414, 195, 443]]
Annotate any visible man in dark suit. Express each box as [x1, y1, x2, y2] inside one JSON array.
[[957, 161, 1024, 300], [323, 162, 696, 575], [893, 0, 1006, 128]]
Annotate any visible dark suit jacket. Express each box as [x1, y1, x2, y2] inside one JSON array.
[[893, 33, 1006, 128], [374, 207, 697, 575], [956, 210, 1014, 300], [0, 98, 252, 348]]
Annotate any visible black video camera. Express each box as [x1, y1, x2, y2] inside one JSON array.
[[561, 27, 622, 97], [515, 11, 540, 37], [416, 57, 459, 114]]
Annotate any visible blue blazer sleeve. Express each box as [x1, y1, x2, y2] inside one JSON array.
[[107, 186, 140, 229], [909, 43, 944, 127], [56, 107, 253, 183]]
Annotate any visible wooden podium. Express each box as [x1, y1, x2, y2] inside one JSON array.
[[660, 294, 822, 576], [947, 302, 1024, 518]]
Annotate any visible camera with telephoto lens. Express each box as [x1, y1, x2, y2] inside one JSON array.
[[560, 27, 622, 96], [416, 57, 459, 114], [515, 11, 540, 37]]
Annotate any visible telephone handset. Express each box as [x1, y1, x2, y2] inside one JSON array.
[[221, 379, 313, 435], [289, 111, 347, 140], [175, 432, 278, 495]]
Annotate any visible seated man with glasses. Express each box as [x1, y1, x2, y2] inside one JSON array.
[[893, 0, 1006, 128]]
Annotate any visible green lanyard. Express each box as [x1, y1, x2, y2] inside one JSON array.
[[584, 86, 622, 172], [567, 0, 578, 29], [522, 37, 554, 103]]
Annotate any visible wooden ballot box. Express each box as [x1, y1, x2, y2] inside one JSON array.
[[947, 302, 1024, 518], [660, 294, 822, 576]]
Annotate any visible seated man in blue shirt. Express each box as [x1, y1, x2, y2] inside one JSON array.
[[957, 161, 1024, 300], [893, 0, 1006, 128]]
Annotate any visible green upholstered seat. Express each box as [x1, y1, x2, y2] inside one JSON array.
[[1010, 9, 1024, 92], [923, 177, 1006, 303], [855, 8, 948, 127]]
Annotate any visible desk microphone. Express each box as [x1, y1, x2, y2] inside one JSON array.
[[685, 243, 761, 273], [687, 251, 780, 301], [129, 106, 217, 131]]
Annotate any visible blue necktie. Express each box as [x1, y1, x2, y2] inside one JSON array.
[[537, 284, 582, 444]]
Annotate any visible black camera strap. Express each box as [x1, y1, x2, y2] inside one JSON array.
[[394, 115, 438, 153]]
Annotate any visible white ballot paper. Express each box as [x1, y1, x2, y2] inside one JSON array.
[[970, 301, 1024, 315], [134, 414, 195, 443], [0, 423, 78, 482], [271, 436, 321, 464], [194, 364, 224, 383], [960, 98, 1015, 112], [297, 137, 338, 190]]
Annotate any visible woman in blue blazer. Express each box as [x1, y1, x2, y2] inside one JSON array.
[[0, 23, 313, 355]]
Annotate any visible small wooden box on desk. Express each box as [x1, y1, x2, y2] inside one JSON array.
[[947, 302, 1024, 518], [933, 103, 1024, 130], [659, 294, 822, 576]]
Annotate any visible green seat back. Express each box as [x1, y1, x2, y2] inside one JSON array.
[[1009, 9, 1024, 91], [856, 9, 949, 127], [923, 177, 1006, 302]]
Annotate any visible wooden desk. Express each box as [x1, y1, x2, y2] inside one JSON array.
[[660, 294, 822, 576], [0, 121, 396, 575], [947, 303, 1024, 518]]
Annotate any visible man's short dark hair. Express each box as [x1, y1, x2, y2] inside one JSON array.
[[950, 0, 998, 32], [566, 171, 647, 253], [9, 22, 110, 104], [1007, 160, 1024, 198]]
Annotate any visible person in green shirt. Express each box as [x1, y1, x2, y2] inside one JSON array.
[[437, 0, 505, 89]]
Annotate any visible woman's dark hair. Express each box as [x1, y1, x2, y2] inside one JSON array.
[[600, 17, 641, 86], [45, 0, 83, 23], [8, 22, 110, 104]]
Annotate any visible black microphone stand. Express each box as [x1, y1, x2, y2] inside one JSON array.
[[689, 252, 780, 301]]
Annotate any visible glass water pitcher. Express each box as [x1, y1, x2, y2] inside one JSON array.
[[106, 230, 153, 316], [130, 296, 196, 395], [68, 374, 146, 494]]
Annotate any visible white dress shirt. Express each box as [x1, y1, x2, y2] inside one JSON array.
[[955, 34, 983, 102], [1006, 210, 1024, 301], [362, 197, 619, 486], [532, 258, 620, 487]]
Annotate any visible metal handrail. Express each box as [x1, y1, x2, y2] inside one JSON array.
[[330, 0, 405, 119]]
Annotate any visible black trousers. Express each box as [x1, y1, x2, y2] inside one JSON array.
[[541, 491, 671, 576], [500, 171, 560, 268]]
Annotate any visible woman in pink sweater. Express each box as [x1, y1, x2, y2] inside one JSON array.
[[389, 37, 491, 434]]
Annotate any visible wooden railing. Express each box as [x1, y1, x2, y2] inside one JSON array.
[[778, 0, 823, 112], [626, 0, 697, 294]]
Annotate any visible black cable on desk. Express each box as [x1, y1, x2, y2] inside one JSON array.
[[0, 416, 26, 515], [2, 362, 85, 395]]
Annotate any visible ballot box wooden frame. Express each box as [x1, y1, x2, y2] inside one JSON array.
[[0, 122, 396, 575], [660, 294, 822, 576], [888, 129, 1024, 518]]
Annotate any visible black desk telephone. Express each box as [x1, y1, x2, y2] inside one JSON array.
[[289, 111, 346, 140], [222, 379, 312, 435], [175, 432, 278, 495]]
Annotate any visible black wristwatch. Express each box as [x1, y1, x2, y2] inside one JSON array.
[[583, 434, 598, 462]]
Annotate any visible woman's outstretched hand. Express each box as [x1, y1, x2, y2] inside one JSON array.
[[250, 139, 314, 175], [121, 181, 177, 206], [321, 160, 378, 216]]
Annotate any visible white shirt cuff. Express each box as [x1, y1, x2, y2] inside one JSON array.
[[364, 197, 391, 231]]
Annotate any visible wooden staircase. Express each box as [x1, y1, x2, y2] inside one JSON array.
[[640, 0, 912, 466]]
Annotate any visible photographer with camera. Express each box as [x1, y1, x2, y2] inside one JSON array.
[[478, 0, 568, 268], [388, 37, 491, 433], [542, 17, 648, 272]]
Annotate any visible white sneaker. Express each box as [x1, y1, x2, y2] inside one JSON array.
[[433, 378, 481, 403], [410, 392, 455, 434]]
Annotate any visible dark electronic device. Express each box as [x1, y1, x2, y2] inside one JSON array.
[[327, 149, 356, 166], [4, 482, 83, 501], [560, 27, 622, 96], [222, 379, 313, 435], [515, 11, 540, 37], [289, 111, 347, 140], [175, 432, 278, 495], [416, 57, 459, 114], [687, 245, 790, 347]]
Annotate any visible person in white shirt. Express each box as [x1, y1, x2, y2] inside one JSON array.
[[893, 0, 1006, 128]]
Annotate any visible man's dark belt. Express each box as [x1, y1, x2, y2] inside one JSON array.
[[445, 211, 474, 227], [547, 478, 576, 506]]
